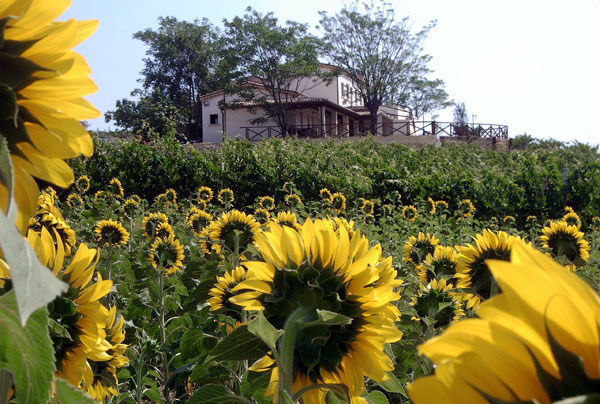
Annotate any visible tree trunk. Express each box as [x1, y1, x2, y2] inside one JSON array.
[[369, 104, 379, 135]]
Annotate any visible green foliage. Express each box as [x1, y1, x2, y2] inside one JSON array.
[[104, 89, 185, 141], [72, 136, 600, 225], [53, 379, 97, 404], [0, 292, 55, 404]]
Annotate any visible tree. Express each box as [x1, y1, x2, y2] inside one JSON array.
[[133, 17, 225, 139], [319, 1, 446, 134], [222, 8, 323, 134], [401, 77, 453, 123], [452, 102, 469, 136], [105, 89, 184, 141]]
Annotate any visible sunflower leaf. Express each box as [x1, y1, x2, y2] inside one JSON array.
[[299, 309, 352, 328], [362, 390, 390, 404], [0, 211, 69, 326], [376, 372, 407, 395], [53, 378, 97, 404], [205, 325, 269, 363], [0, 83, 17, 123], [248, 310, 284, 351], [0, 291, 55, 404], [187, 383, 255, 404]]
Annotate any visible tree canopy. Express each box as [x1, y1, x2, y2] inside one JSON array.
[[319, 1, 450, 132], [222, 7, 323, 134]]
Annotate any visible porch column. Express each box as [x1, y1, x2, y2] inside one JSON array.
[[342, 115, 349, 137], [333, 111, 339, 136], [320, 106, 325, 138]]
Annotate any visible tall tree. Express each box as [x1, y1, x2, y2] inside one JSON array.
[[133, 17, 225, 139], [319, 1, 446, 133], [223, 8, 323, 134], [105, 89, 184, 141]]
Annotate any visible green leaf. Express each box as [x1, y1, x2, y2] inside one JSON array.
[[205, 325, 269, 362], [376, 373, 407, 396], [144, 386, 164, 403], [325, 391, 348, 404], [294, 383, 350, 403], [187, 384, 253, 404], [248, 310, 284, 351], [0, 291, 55, 404], [54, 378, 98, 404], [0, 211, 68, 326], [362, 390, 390, 404], [180, 329, 207, 361], [299, 309, 353, 328], [0, 136, 14, 222]]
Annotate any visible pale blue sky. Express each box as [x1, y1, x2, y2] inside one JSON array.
[[63, 0, 600, 144]]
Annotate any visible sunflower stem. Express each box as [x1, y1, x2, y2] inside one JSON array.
[[0, 370, 12, 404], [157, 272, 171, 404], [107, 245, 113, 303], [278, 306, 311, 402]]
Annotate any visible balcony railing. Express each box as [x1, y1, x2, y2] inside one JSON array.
[[241, 121, 508, 141]]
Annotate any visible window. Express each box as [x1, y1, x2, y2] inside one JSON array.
[[209, 114, 219, 125]]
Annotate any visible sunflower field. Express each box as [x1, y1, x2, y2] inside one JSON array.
[[2, 2, 600, 404]]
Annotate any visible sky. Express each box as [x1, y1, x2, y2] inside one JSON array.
[[62, 0, 600, 145]]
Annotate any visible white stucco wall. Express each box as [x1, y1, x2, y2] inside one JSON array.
[[337, 75, 363, 107]]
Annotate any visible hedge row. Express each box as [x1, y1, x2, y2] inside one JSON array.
[[70, 135, 600, 224]]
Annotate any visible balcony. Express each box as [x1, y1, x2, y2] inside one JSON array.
[[241, 121, 508, 141]]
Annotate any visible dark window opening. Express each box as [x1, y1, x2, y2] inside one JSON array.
[[210, 114, 219, 125]]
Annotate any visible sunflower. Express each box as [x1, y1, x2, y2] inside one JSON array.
[[25, 228, 126, 400], [75, 175, 91, 194], [208, 210, 261, 255], [163, 188, 177, 205], [402, 205, 418, 222], [66, 193, 84, 209], [592, 216, 600, 231], [130, 194, 142, 204], [381, 204, 393, 217], [427, 197, 436, 214], [149, 235, 185, 275], [285, 194, 302, 208], [331, 192, 346, 213], [121, 198, 139, 217], [82, 305, 129, 401], [154, 222, 175, 241], [360, 199, 374, 216], [197, 186, 213, 203], [94, 190, 105, 202], [408, 241, 600, 404], [319, 188, 333, 203], [404, 232, 439, 267], [141, 212, 169, 241], [503, 215, 516, 225], [410, 279, 465, 327], [564, 205, 575, 214], [526, 215, 537, 224], [186, 210, 212, 237], [272, 211, 301, 232], [259, 196, 275, 211], [217, 188, 234, 204], [435, 200, 449, 212], [94, 219, 129, 248], [330, 216, 356, 239], [108, 178, 124, 199], [282, 181, 294, 193], [457, 199, 476, 218], [539, 220, 589, 269], [0, 0, 99, 231], [254, 208, 271, 224], [207, 266, 247, 322], [29, 190, 76, 255], [455, 229, 527, 306], [415, 245, 458, 285], [562, 211, 582, 229], [230, 219, 403, 403]]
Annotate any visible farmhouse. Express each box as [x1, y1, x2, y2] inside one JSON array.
[[199, 64, 414, 142]]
